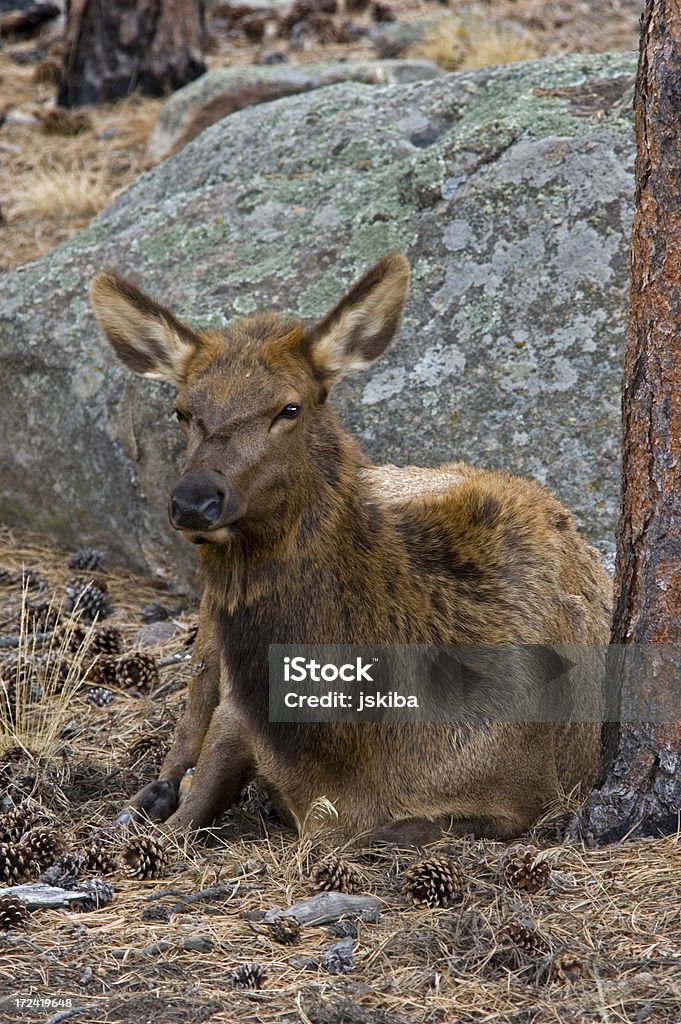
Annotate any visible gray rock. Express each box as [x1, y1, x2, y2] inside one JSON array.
[[146, 59, 443, 161], [0, 52, 636, 586], [181, 934, 215, 953], [133, 620, 179, 648]]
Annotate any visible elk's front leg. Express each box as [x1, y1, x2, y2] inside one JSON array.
[[164, 703, 256, 829], [116, 600, 220, 823]]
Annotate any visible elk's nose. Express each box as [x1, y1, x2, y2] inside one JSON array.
[[170, 473, 224, 531]]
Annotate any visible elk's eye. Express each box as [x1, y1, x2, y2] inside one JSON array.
[[279, 403, 301, 420], [174, 409, 190, 425]]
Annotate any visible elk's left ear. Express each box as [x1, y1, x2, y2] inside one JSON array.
[[305, 252, 410, 385], [91, 272, 200, 387]]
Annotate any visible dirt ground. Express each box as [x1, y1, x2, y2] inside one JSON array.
[[0, 0, 642, 271], [1, 531, 680, 1024]]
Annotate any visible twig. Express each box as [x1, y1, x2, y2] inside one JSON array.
[[172, 882, 229, 905], [43, 1010, 86, 1024], [158, 653, 191, 667]]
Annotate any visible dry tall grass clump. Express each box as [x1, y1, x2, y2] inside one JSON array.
[[9, 164, 109, 221], [412, 5, 542, 71], [0, 590, 95, 761]]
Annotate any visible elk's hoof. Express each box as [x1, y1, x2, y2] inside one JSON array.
[[114, 779, 179, 825]]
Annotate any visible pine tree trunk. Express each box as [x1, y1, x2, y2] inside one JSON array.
[[58, 0, 206, 108], [572, 0, 681, 845]]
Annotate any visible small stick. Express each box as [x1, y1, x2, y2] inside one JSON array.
[[158, 653, 191, 667], [43, 1010, 86, 1024]]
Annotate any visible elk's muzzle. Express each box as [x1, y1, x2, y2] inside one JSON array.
[[170, 471, 233, 533]]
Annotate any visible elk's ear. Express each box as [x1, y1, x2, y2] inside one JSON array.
[[90, 273, 200, 387], [305, 252, 410, 385]]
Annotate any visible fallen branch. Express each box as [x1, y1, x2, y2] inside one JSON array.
[[263, 892, 382, 926], [3, 883, 92, 908]]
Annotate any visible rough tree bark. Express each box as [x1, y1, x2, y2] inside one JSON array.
[[58, 0, 206, 108], [572, 0, 681, 845]]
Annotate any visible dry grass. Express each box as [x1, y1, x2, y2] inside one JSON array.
[[0, 593, 94, 759], [9, 163, 109, 220], [1, 527, 681, 1023], [412, 6, 542, 72], [0, 57, 162, 269]]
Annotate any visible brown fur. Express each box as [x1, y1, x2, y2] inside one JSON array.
[[91, 254, 612, 842]]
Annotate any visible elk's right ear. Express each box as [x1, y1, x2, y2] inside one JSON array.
[[90, 273, 200, 387]]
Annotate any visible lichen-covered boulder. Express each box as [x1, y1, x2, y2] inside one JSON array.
[[146, 59, 443, 161], [0, 52, 636, 586]]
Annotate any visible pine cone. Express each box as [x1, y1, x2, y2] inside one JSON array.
[[0, 671, 14, 712], [65, 580, 112, 622], [19, 826, 66, 873], [141, 602, 169, 624], [83, 840, 118, 876], [499, 844, 550, 894], [269, 915, 301, 945], [0, 803, 40, 843], [33, 57, 61, 85], [87, 686, 114, 708], [402, 856, 464, 908], [141, 904, 170, 922], [552, 952, 587, 984], [57, 621, 87, 654], [24, 600, 60, 632], [68, 549, 107, 572], [500, 919, 548, 955], [122, 835, 169, 880], [115, 653, 159, 691], [0, 842, 32, 882], [0, 894, 27, 930], [311, 855, 362, 895], [91, 626, 123, 657], [2, 656, 42, 704], [0, 745, 30, 773], [0, 672, 15, 713], [40, 852, 84, 888], [127, 734, 166, 767], [231, 963, 266, 989], [42, 653, 72, 692], [86, 655, 118, 688], [16, 568, 45, 592], [75, 878, 114, 911]]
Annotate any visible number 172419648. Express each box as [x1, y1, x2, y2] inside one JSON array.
[[14, 998, 74, 1009]]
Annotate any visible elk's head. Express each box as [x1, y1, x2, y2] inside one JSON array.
[[91, 254, 410, 547]]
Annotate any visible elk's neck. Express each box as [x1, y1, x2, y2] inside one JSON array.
[[199, 416, 412, 636]]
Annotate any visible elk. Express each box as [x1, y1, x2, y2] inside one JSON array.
[[91, 253, 612, 844]]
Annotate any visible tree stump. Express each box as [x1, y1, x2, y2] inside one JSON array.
[[58, 0, 206, 107]]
